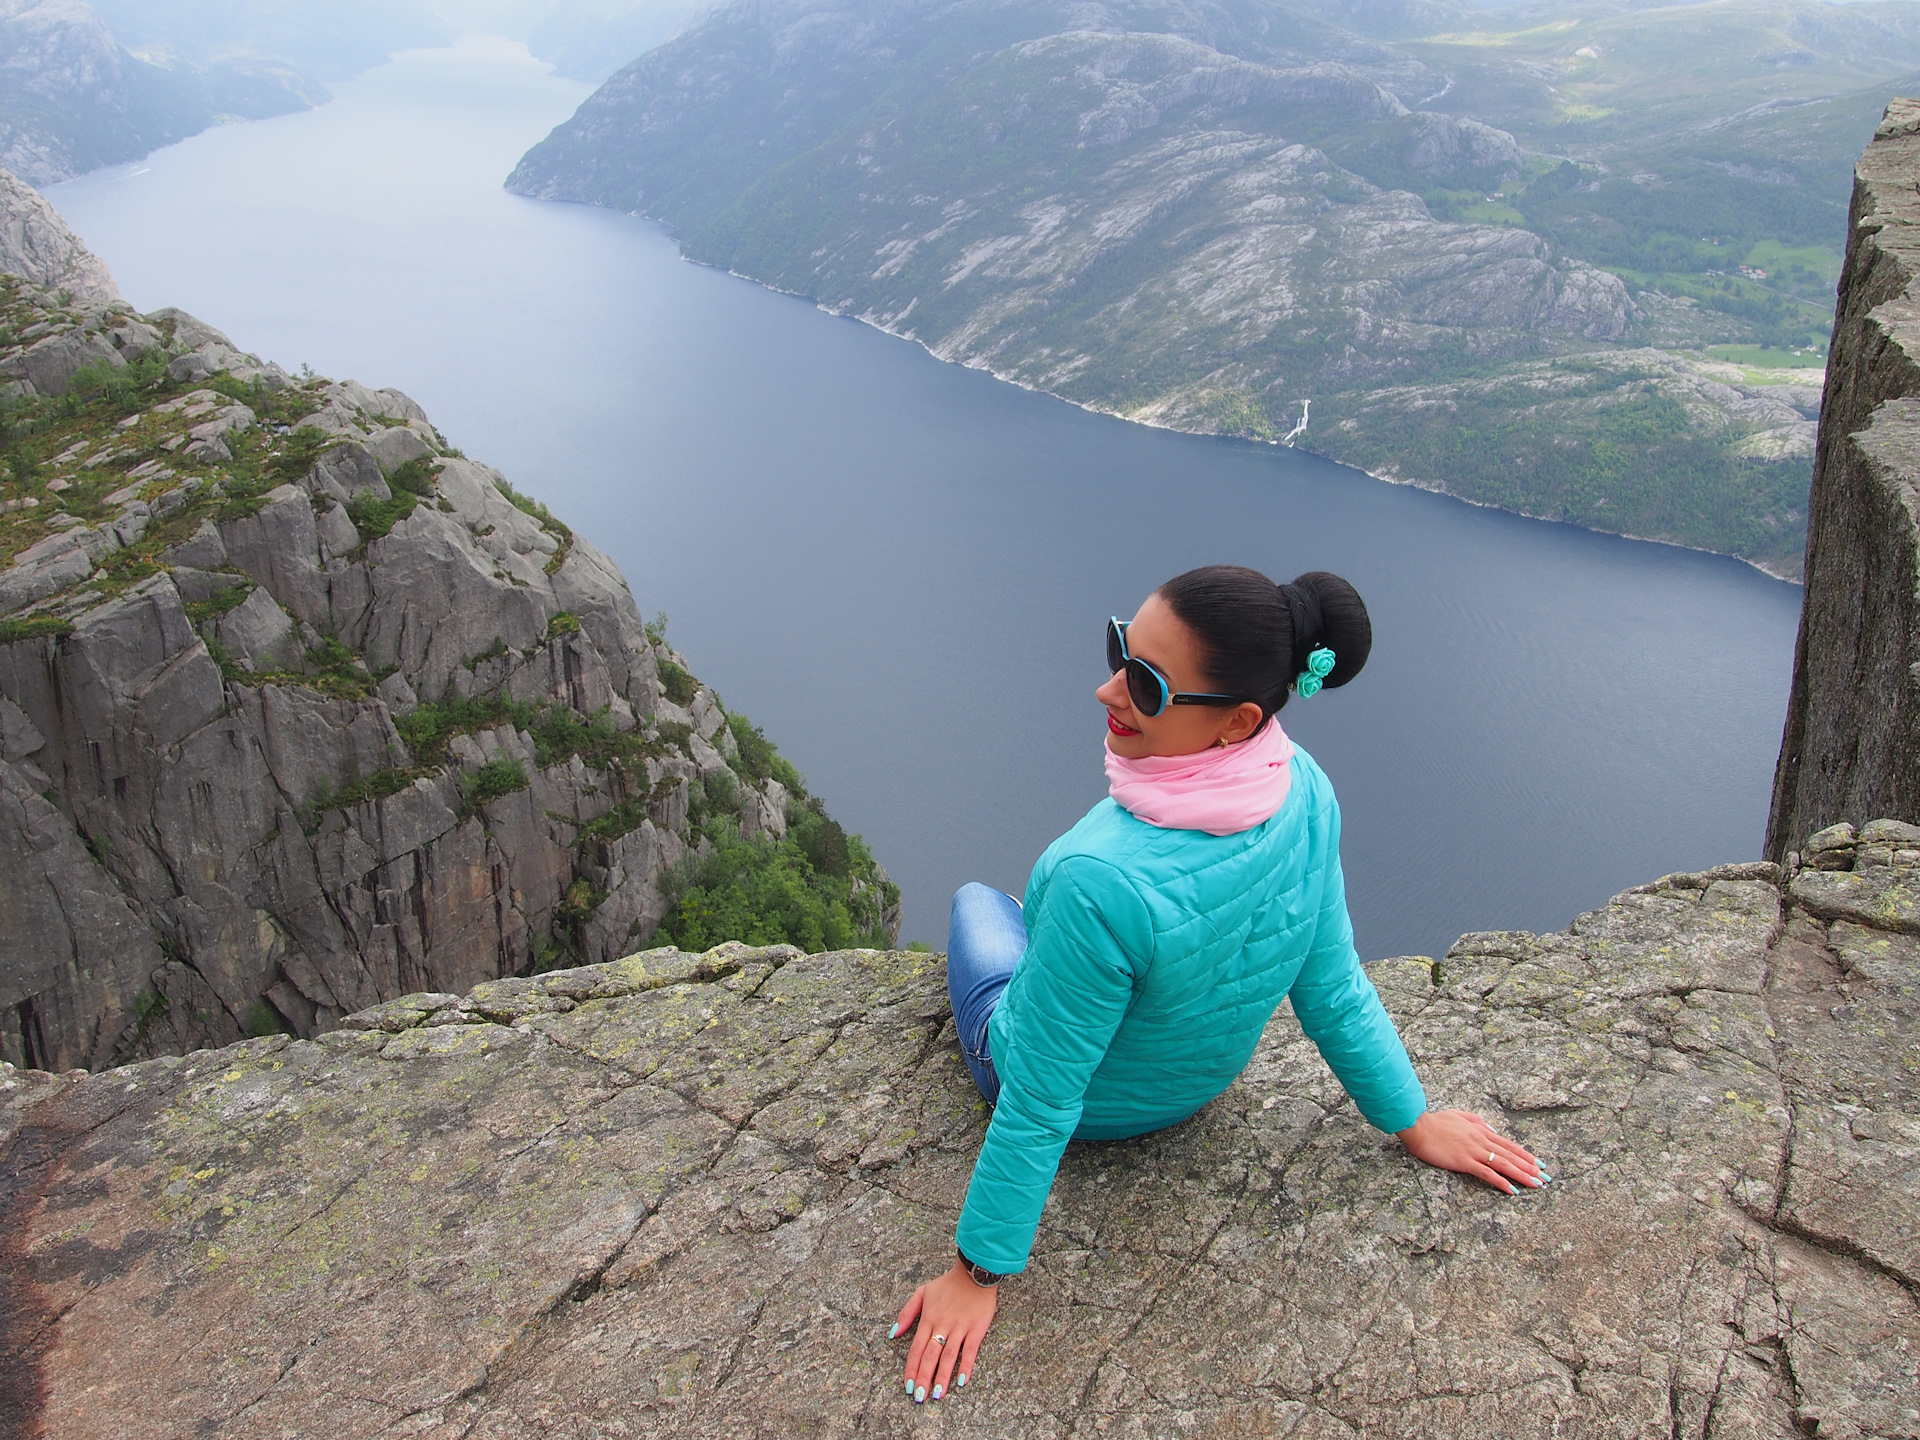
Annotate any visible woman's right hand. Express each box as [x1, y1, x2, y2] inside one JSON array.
[[1397, 1108, 1546, 1193], [891, 1260, 999, 1403]]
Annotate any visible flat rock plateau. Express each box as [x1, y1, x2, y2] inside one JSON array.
[[3, 821, 1916, 1439]]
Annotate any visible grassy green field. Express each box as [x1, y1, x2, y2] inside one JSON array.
[[1705, 344, 1828, 369]]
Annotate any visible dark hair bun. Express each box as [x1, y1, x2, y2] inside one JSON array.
[[1158, 563, 1372, 719], [1288, 571, 1371, 689]]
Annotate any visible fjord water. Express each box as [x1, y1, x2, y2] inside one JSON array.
[[51, 39, 1804, 957]]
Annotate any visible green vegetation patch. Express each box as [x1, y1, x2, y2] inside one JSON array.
[[726, 711, 806, 795], [61, 353, 171, 416], [657, 658, 697, 706], [348, 456, 442, 543], [395, 692, 692, 777], [492, 476, 573, 574], [0, 614, 74, 645], [1704, 345, 1827, 370], [656, 806, 892, 953], [1317, 374, 1811, 576], [458, 758, 530, 818], [182, 580, 253, 626], [211, 636, 376, 701], [310, 765, 438, 815]]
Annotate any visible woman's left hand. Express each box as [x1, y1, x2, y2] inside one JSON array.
[[1397, 1108, 1547, 1194], [891, 1260, 998, 1403]]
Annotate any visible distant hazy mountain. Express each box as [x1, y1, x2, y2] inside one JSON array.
[[432, 0, 716, 80], [85, 0, 448, 82], [0, 0, 711, 188], [508, 0, 1920, 576], [0, 0, 446, 186]]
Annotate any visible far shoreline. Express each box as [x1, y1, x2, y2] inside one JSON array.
[[682, 238, 1810, 590]]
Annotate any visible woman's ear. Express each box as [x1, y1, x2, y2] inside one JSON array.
[[1221, 701, 1265, 745]]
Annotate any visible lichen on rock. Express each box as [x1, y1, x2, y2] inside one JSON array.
[[3, 840, 1915, 1438]]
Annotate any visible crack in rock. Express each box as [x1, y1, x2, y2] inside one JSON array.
[[3, 862, 1916, 1438]]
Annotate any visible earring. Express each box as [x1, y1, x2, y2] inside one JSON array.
[[1215, 736, 1229, 748]]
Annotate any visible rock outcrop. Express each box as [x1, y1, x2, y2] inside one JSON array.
[[0, 178, 896, 1076], [3, 834, 1916, 1437], [0, 166, 116, 303], [1770, 98, 1920, 858]]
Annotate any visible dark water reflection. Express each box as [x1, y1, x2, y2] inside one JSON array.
[[51, 39, 1805, 956]]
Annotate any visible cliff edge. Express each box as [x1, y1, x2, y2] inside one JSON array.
[[0, 171, 896, 1076], [3, 835, 1916, 1437], [1770, 99, 1920, 858]]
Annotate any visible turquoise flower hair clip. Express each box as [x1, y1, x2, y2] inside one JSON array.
[[1293, 646, 1336, 698]]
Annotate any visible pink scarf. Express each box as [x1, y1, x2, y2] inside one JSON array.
[[1104, 719, 1294, 836]]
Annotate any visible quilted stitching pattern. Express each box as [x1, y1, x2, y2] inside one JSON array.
[[954, 747, 1426, 1273]]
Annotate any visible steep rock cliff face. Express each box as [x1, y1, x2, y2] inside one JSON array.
[[0, 181, 895, 1076], [0, 167, 116, 303], [3, 835, 1915, 1437], [1769, 98, 1920, 859]]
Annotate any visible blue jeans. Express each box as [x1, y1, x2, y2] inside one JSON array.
[[946, 882, 1027, 1105]]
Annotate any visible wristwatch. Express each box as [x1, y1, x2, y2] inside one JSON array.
[[958, 1246, 1006, 1287]]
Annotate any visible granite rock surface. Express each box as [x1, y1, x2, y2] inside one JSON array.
[[0, 165, 117, 303], [0, 172, 897, 1075], [1770, 99, 1920, 856], [3, 835, 1915, 1439]]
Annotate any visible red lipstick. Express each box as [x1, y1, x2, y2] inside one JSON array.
[[1107, 713, 1140, 737]]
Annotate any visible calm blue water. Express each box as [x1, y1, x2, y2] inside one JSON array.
[[49, 38, 1806, 957]]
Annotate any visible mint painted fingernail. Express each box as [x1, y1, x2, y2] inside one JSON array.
[[957, 1373, 968, 1387], [905, 1378, 914, 1394], [1542, 1173, 1553, 1183], [932, 1385, 944, 1400], [915, 1385, 926, 1403], [888, 1323, 899, 1339]]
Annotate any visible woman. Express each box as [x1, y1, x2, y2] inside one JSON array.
[[890, 565, 1546, 1404]]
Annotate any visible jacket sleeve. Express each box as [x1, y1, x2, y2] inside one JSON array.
[[954, 855, 1150, 1274], [1287, 806, 1428, 1135]]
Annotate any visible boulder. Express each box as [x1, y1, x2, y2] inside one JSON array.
[[20, 324, 122, 395], [210, 585, 295, 672], [363, 423, 433, 473]]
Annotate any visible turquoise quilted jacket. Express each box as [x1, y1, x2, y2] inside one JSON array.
[[954, 744, 1427, 1274]]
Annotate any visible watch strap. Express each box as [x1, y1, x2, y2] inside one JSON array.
[[957, 1245, 1005, 1287]]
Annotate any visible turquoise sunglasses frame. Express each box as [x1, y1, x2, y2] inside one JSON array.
[[1107, 617, 1248, 717]]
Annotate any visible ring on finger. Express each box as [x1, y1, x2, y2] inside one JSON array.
[[934, 1335, 946, 1345], [1488, 1150, 1496, 1164]]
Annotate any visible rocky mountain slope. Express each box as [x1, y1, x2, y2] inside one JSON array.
[[3, 832, 1915, 1436], [436, 0, 717, 82], [0, 173, 896, 1076], [507, 0, 1920, 579]]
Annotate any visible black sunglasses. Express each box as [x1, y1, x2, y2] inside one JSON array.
[[1107, 618, 1247, 718]]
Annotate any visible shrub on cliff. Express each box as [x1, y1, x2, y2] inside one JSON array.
[[726, 710, 805, 794], [656, 812, 892, 953]]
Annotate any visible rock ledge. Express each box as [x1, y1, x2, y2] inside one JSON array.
[[4, 836, 1916, 1438]]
